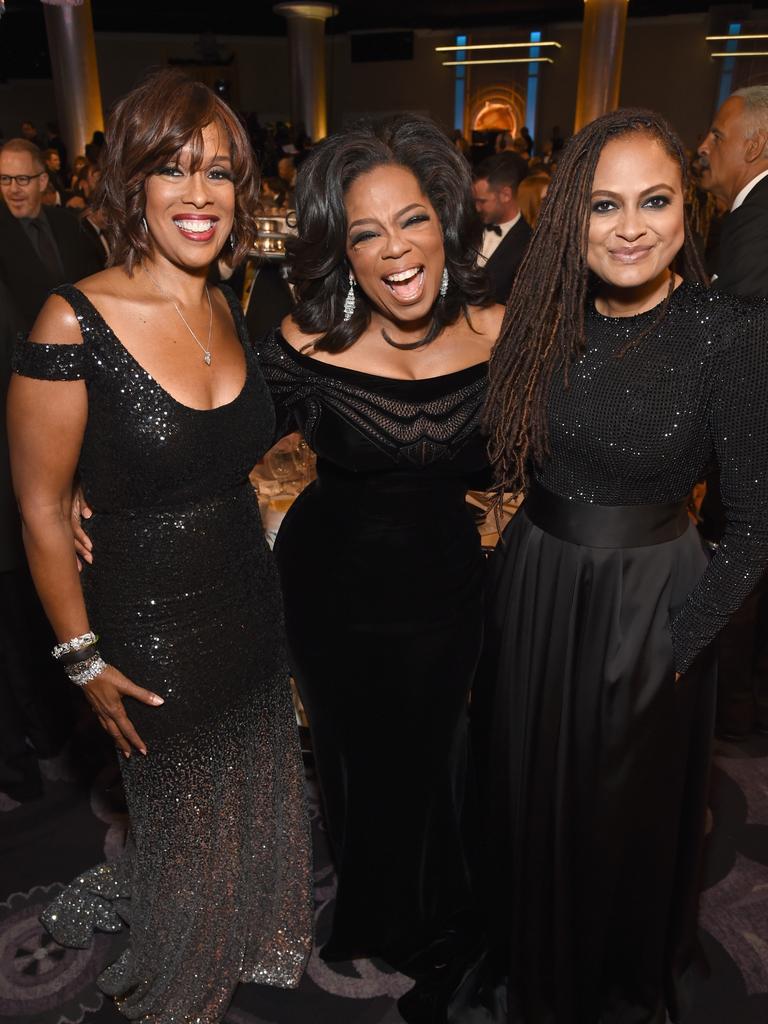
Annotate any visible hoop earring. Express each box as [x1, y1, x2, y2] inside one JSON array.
[[439, 266, 449, 299], [343, 272, 356, 321]]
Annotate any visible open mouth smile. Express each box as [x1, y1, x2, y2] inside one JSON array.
[[382, 265, 425, 302], [172, 216, 219, 242]]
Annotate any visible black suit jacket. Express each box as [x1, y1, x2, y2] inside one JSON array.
[[713, 173, 768, 298], [0, 280, 24, 571], [0, 203, 105, 330], [482, 216, 533, 306], [701, 174, 768, 542]]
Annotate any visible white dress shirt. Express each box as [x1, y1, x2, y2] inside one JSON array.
[[478, 211, 522, 265], [730, 168, 768, 211]]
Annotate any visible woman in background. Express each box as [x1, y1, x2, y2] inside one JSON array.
[[516, 171, 550, 229]]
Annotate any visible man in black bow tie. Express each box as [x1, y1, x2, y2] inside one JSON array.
[[472, 152, 532, 305]]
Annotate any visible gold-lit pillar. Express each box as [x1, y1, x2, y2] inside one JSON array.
[[573, 0, 629, 132], [41, 0, 104, 162], [274, 2, 338, 141]]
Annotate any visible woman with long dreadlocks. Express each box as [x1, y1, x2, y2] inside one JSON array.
[[455, 109, 768, 1023]]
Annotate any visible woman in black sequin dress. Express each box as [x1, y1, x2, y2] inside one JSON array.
[[7, 72, 311, 1023], [446, 111, 768, 1024], [256, 117, 503, 973]]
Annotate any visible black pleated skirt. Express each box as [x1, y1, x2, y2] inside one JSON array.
[[455, 501, 716, 1024]]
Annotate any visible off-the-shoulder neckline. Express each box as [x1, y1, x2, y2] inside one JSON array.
[[270, 328, 489, 385]]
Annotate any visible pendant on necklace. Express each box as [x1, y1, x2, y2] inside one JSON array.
[[204, 352, 212, 366]]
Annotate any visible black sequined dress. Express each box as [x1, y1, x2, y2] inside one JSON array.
[[12, 285, 312, 1024], [458, 283, 768, 1024], [256, 329, 490, 970]]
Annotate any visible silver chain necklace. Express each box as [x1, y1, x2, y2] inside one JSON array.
[[144, 266, 213, 365]]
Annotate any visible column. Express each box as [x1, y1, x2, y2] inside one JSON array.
[[274, 2, 338, 141], [573, 0, 629, 132], [42, 0, 104, 162]]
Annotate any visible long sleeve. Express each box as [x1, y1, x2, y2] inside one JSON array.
[[670, 313, 768, 673]]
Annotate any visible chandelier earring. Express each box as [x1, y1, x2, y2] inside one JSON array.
[[439, 266, 449, 299], [343, 272, 356, 321]]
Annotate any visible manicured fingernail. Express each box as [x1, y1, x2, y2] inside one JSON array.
[[151, 695, 165, 705], [124, 751, 131, 759], [140, 748, 147, 756], [83, 509, 92, 518]]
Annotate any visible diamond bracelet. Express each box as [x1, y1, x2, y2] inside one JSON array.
[[52, 631, 98, 660], [65, 654, 107, 687]]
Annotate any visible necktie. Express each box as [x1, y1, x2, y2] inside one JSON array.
[[28, 218, 64, 281], [485, 224, 502, 236]]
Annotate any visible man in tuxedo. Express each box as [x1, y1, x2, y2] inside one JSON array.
[[698, 86, 768, 296], [0, 138, 104, 330], [472, 153, 532, 305], [697, 85, 768, 737]]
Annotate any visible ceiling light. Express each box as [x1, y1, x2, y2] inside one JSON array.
[[442, 58, 554, 66], [435, 42, 561, 52]]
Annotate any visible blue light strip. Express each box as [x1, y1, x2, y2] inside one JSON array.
[[526, 30, 541, 152], [717, 22, 741, 108], [454, 34, 467, 132]]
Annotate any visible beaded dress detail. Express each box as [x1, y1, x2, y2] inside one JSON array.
[[256, 328, 489, 969], [12, 285, 312, 1023]]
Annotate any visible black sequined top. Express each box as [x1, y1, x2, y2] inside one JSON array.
[[537, 281, 768, 673]]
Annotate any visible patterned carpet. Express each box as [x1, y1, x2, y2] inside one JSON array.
[[1, 720, 766, 1024]]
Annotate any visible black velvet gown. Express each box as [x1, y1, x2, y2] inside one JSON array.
[[13, 286, 312, 1024], [256, 329, 490, 971], [455, 283, 768, 1024]]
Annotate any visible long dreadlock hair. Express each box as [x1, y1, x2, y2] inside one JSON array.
[[483, 108, 708, 503]]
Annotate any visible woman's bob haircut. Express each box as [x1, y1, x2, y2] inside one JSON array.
[[287, 114, 491, 352], [95, 67, 259, 272]]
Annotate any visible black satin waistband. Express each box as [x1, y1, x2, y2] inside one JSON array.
[[523, 481, 690, 548]]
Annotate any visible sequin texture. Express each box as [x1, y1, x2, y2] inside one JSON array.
[[14, 284, 312, 1022], [538, 281, 768, 673]]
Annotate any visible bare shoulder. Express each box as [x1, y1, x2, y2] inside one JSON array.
[[76, 265, 131, 305], [280, 314, 323, 352], [29, 293, 84, 346]]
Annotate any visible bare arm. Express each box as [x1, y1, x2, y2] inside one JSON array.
[[8, 294, 163, 755]]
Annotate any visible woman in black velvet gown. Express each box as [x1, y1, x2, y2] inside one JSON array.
[[9, 71, 311, 1023], [255, 116, 503, 974], [448, 110, 768, 1024]]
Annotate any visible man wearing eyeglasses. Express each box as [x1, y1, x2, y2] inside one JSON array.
[[0, 139, 104, 329]]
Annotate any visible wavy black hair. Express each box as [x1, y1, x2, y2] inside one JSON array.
[[484, 107, 708, 502], [287, 114, 492, 352]]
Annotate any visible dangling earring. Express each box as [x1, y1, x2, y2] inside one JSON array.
[[141, 215, 148, 233], [343, 272, 356, 321], [439, 266, 449, 299], [229, 231, 235, 250]]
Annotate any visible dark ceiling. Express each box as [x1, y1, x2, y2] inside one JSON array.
[[3, 0, 768, 79], [6, 0, 765, 38]]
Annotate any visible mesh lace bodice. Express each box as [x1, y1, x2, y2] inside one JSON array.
[[256, 330, 489, 480]]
